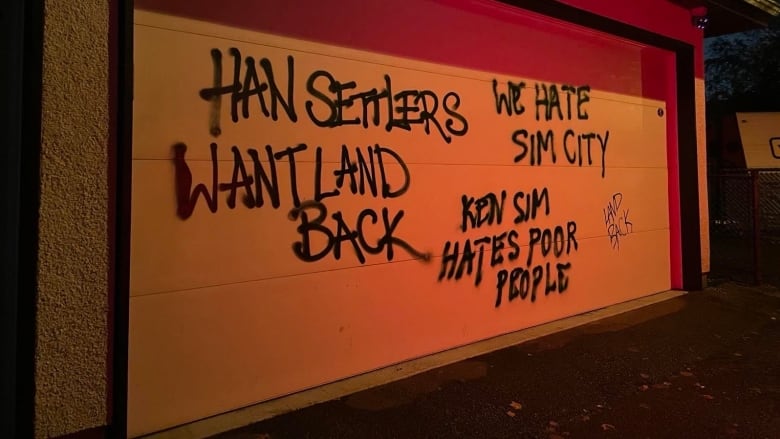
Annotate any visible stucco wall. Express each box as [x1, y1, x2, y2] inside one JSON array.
[[35, 0, 110, 437], [696, 78, 710, 274]]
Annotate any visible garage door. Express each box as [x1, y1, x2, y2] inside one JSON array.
[[129, 3, 672, 436]]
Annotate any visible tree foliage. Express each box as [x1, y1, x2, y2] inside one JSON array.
[[705, 17, 780, 113]]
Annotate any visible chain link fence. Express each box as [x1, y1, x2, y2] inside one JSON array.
[[708, 170, 780, 285]]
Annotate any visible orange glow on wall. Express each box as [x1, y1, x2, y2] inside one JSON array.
[[129, 10, 672, 436]]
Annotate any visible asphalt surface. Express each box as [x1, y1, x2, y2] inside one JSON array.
[[214, 282, 780, 439]]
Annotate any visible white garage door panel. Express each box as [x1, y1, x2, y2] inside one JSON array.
[[129, 227, 669, 432], [129, 10, 672, 437], [131, 163, 669, 295], [132, 22, 665, 170]]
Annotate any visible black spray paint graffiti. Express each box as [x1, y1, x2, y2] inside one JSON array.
[[173, 141, 430, 263], [288, 200, 430, 264], [199, 48, 469, 143], [512, 129, 610, 177], [438, 188, 578, 307], [493, 82, 592, 120], [603, 192, 633, 250], [493, 80, 611, 177], [191, 46, 469, 265], [459, 188, 551, 232], [199, 48, 297, 136], [492, 80, 526, 116]]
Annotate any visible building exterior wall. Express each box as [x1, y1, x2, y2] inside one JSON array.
[[34, 0, 110, 437], [26, 0, 708, 437], [128, 0, 704, 435], [697, 78, 710, 274]]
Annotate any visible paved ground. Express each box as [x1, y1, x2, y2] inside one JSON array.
[[213, 282, 780, 439]]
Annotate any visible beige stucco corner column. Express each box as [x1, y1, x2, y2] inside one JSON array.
[[35, 1, 111, 437]]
